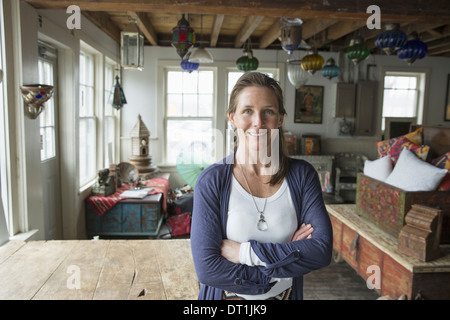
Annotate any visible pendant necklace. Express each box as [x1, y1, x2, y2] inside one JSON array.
[[239, 163, 268, 231]]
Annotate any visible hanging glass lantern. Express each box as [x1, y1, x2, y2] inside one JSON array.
[[321, 58, 340, 80], [287, 59, 309, 88], [345, 37, 370, 65], [236, 40, 259, 71], [171, 14, 195, 59], [109, 76, 127, 110], [280, 17, 303, 55], [121, 18, 144, 70], [374, 23, 407, 55], [301, 50, 324, 74], [180, 52, 199, 73], [397, 32, 428, 65]]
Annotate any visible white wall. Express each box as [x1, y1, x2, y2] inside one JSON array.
[[122, 46, 450, 188]]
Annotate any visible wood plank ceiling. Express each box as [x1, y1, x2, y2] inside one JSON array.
[[26, 0, 450, 57]]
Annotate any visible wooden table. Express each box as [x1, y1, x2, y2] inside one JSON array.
[[327, 204, 450, 299], [0, 239, 199, 300]]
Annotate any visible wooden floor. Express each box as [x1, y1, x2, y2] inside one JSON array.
[[303, 260, 380, 300]]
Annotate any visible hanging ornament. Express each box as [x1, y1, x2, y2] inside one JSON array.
[[279, 17, 303, 55], [374, 23, 407, 55], [109, 76, 127, 110], [345, 36, 370, 65], [301, 50, 324, 75], [236, 39, 259, 71], [321, 58, 340, 80], [171, 14, 195, 59], [180, 52, 199, 73], [397, 32, 428, 65], [287, 59, 309, 88]]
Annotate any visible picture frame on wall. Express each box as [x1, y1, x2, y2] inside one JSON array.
[[445, 74, 450, 121], [294, 85, 324, 124]]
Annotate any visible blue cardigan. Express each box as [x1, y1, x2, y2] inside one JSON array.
[[190, 155, 333, 300]]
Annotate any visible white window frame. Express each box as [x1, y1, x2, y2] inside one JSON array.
[[379, 67, 430, 134]]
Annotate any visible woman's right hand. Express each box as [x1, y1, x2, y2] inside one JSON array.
[[291, 223, 314, 242]]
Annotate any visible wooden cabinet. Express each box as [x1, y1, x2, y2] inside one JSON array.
[[328, 204, 450, 300], [86, 193, 164, 238], [335, 83, 356, 118]]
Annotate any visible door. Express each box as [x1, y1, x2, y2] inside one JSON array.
[[38, 42, 62, 239]]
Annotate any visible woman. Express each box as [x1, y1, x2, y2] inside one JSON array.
[[191, 72, 333, 300]]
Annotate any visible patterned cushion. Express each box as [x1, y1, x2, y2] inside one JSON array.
[[377, 135, 429, 164], [431, 152, 450, 191], [376, 127, 423, 158]]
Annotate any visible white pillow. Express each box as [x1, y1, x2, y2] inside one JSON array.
[[363, 156, 392, 181], [385, 148, 448, 191]]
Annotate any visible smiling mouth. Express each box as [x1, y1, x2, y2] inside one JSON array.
[[247, 131, 267, 137]]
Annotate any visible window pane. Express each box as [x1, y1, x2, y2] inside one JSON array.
[[183, 94, 198, 117], [104, 116, 115, 167], [166, 119, 213, 164], [198, 71, 213, 94], [79, 118, 96, 185], [167, 71, 182, 93], [385, 75, 417, 89], [382, 89, 417, 117], [167, 94, 182, 116], [198, 94, 213, 117], [183, 72, 198, 94]]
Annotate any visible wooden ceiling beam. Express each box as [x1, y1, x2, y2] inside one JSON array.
[[428, 42, 450, 55], [82, 11, 120, 43], [302, 19, 337, 40], [26, 0, 450, 23], [210, 14, 224, 47], [127, 11, 158, 46], [312, 20, 366, 49], [258, 19, 281, 49], [234, 16, 264, 48]]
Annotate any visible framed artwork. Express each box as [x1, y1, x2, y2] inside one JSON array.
[[294, 85, 324, 124], [445, 74, 450, 121]]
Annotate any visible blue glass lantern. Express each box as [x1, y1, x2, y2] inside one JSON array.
[[180, 52, 199, 73], [397, 32, 428, 65], [280, 18, 303, 55], [375, 23, 407, 55], [321, 58, 340, 80]]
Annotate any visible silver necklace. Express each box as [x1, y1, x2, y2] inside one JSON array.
[[239, 164, 268, 231]]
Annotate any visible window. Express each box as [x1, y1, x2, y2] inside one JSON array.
[[104, 61, 119, 167], [79, 50, 96, 186], [38, 43, 57, 161], [165, 69, 215, 164], [381, 71, 426, 131]]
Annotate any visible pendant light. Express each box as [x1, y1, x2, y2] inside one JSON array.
[[374, 23, 407, 55], [301, 50, 324, 75], [321, 58, 340, 80], [189, 15, 214, 63], [397, 32, 428, 65], [236, 39, 259, 71], [180, 52, 199, 73], [280, 17, 303, 55], [121, 17, 144, 71], [20, 84, 54, 119], [171, 14, 195, 59], [109, 76, 127, 110], [345, 36, 370, 65], [287, 59, 309, 88]]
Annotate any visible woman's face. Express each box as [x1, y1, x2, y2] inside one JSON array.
[[228, 86, 284, 153]]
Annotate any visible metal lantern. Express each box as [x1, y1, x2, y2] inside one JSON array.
[[171, 14, 195, 59], [20, 84, 54, 119], [280, 17, 303, 55], [397, 32, 428, 65], [180, 52, 199, 73], [345, 37, 370, 65], [374, 23, 407, 55], [287, 59, 309, 88], [109, 76, 127, 110], [121, 18, 144, 71], [301, 51, 324, 74], [321, 58, 340, 80]]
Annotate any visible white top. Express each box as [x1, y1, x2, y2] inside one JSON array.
[[227, 175, 297, 299]]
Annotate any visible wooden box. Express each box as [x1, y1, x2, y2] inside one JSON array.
[[356, 173, 450, 243], [85, 193, 163, 238]]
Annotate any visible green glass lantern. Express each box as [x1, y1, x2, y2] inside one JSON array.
[[171, 14, 195, 59], [346, 37, 370, 65], [236, 49, 259, 71], [301, 51, 324, 74]]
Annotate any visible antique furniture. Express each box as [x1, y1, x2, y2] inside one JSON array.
[[327, 204, 450, 300], [86, 193, 164, 238], [335, 152, 368, 203], [0, 239, 198, 299]]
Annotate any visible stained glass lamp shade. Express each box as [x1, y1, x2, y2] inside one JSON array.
[[171, 14, 195, 59], [109, 76, 127, 110]]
